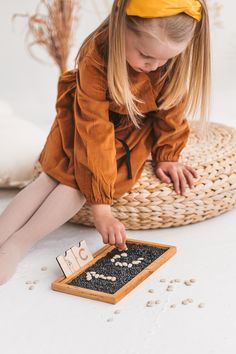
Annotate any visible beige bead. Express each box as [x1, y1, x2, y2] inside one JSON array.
[[41, 266, 47, 271], [95, 274, 99, 279], [146, 300, 155, 307], [155, 300, 161, 304], [121, 253, 127, 257], [113, 255, 120, 259], [182, 300, 189, 305], [107, 276, 112, 280], [28, 285, 34, 290], [86, 273, 92, 281], [100, 275, 106, 279], [122, 262, 128, 266], [111, 277, 116, 281], [198, 302, 205, 308], [170, 304, 177, 308], [187, 298, 194, 303], [138, 257, 144, 260], [111, 259, 115, 263], [166, 285, 174, 291], [190, 278, 196, 283], [132, 261, 139, 265], [160, 278, 166, 282], [184, 280, 192, 286], [114, 309, 121, 314], [128, 263, 133, 268], [90, 271, 96, 275], [107, 317, 114, 322], [148, 289, 155, 293], [174, 279, 181, 283]]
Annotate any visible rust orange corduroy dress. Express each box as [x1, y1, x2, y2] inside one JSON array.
[[38, 29, 190, 206]]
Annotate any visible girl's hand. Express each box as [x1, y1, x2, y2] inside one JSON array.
[[154, 161, 198, 195], [94, 214, 128, 251]]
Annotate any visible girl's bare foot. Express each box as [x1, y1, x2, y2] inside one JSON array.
[[0, 239, 22, 285]]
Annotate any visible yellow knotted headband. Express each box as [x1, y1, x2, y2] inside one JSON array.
[[117, 0, 202, 22]]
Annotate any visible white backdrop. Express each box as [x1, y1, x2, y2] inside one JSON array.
[[0, 0, 235, 130]]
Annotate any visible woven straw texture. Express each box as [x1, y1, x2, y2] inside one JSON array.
[[34, 122, 236, 229]]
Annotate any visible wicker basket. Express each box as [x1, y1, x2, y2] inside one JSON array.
[[34, 121, 236, 229]]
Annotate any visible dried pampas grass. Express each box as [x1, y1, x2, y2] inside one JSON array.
[[12, 0, 81, 74]]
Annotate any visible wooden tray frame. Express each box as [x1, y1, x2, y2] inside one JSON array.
[[51, 238, 176, 304]]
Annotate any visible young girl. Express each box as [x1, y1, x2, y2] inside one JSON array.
[[0, 0, 211, 284]]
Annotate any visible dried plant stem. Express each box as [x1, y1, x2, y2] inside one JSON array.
[[12, 0, 81, 74]]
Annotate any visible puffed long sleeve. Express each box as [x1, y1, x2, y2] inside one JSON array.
[[73, 56, 117, 205], [151, 93, 190, 163]]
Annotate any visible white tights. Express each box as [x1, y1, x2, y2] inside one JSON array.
[[0, 172, 86, 285]]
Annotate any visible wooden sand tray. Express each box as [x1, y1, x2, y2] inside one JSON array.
[[52, 238, 176, 304]]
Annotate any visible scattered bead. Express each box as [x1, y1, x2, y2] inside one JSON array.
[[166, 285, 174, 291], [160, 278, 166, 282], [128, 263, 132, 268], [174, 279, 181, 283], [155, 300, 161, 304], [111, 259, 115, 263], [148, 289, 155, 293], [28, 285, 34, 290], [122, 262, 128, 266], [146, 300, 155, 307], [198, 302, 205, 308], [41, 266, 47, 271], [184, 280, 192, 286], [170, 280, 175, 283], [170, 304, 177, 308], [33, 280, 39, 284], [182, 300, 189, 305], [111, 277, 116, 282], [25, 281, 32, 284], [107, 317, 114, 322], [190, 278, 196, 283], [187, 298, 194, 303], [138, 257, 144, 260], [114, 309, 121, 314]]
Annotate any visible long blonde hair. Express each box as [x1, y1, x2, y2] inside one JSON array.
[[74, 0, 211, 134]]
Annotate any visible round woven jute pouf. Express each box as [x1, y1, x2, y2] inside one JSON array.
[[34, 121, 236, 229]]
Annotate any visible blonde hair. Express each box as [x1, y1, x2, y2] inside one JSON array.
[[75, 0, 211, 135]]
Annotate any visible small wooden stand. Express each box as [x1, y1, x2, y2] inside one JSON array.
[[52, 238, 176, 304], [56, 240, 93, 277]]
